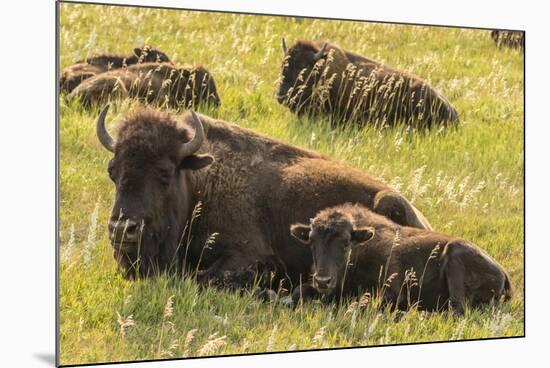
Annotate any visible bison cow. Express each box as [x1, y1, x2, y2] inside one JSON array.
[[491, 30, 525, 50], [96, 105, 432, 292], [60, 46, 170, 93], [290, 203, 512, 314], [68, 62, 220, 109], [277, 39, 458, 127]]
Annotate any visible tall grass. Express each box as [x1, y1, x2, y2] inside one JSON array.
[[59, 3, 523, 365]]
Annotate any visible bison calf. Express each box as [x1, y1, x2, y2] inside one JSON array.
[[68, 62, 220, 109], [278, 39, 458, 128], [60, 46, 170, 93], [290, 203, 511, 314]]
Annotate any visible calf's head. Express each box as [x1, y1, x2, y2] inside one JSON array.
[[290, 212, 374, 294], [97, 105, 214, 279]]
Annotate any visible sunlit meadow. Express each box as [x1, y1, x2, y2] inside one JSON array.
[[58, 3, 524, 365]]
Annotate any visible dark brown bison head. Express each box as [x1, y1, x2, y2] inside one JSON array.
[[174, 66, 221, 108], [97, 105, 214, 279], [134, 46, 171, 64], [290, 210, 374, 295], [276, 38, 332, 113]]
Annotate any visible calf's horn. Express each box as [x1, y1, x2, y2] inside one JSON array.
[[313, 43, 328, 61], [282, 37, 288, 54], [179, 111, 206, 158], [96, 105, 115, 153]]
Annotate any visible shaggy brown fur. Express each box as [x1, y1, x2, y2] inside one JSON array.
[[77, 46, 170, 68], [98, 107, 432, 289], [491, 30, 525, 50], [68, 62, 220, 109], [290, 203, 512, 314], [60, 46, 170, 93], [277, 40, 459, 127]]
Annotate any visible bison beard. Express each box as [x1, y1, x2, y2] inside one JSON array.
[[277, 39, 459, 127], [97, 105, 433, 292]]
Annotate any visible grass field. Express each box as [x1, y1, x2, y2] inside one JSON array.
[[58, 3, 524, 365]]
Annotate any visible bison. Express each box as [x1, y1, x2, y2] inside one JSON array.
[[277, 39, 458, 127], [96, 105, 432, 292], [60, 46, 170, 93], [290, 203, 512, 314], [491, 30, 525, 50], [68, 62, 220, 109]]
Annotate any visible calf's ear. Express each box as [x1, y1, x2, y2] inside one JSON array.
[[351, 226, 375, 245], [179, 154, 214, 171], [290, 223, 311, 244]]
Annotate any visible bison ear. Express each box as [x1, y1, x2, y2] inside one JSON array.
[[290, 223, 311, 245], [351, 226, 374, 245], [179, 154, 214, 171]]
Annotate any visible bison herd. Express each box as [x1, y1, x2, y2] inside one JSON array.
[[63, 29, 521, 315]]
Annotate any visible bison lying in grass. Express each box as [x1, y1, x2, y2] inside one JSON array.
[[68, 62, 220, 109], [290, 203, 511, 314], [277, 39, 458, 128], [491, 30, 525, 50], [96, 106, 432, 288], [60, 46, 170, 93]]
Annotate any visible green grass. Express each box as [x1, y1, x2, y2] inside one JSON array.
[[58, 3, 524, 365]]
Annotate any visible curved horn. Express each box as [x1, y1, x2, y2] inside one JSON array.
[[178, 111, 206, 158], [282, 37, 288, 54], [313, 43, 328, 61], [96, 105, 115, 153]]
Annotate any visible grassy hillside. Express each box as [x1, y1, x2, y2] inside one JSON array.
[[58, 3, 524, 365]]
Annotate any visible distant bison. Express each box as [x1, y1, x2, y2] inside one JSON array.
[[68, 62, 220, 109], [60, 46, 170, 93], [491, 30, 524, 50], [277, 39, 458, 127], [96, 106, 431, 289], [290, 203, 512, 314]]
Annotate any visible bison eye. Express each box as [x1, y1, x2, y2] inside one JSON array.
[[107, 160, 116, 181], [158, 168, 174, 186]]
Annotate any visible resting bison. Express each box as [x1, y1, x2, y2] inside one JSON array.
[[60, 46, 170, 93], [68, 62, 220, 109], [491, 30, 525, 50], [277, 39, 458, 127], [96, 105, 431, 290], [290, 203, 512, 314]]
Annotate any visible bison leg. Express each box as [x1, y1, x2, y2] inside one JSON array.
[[253, 288, 278, 302], [373, 190, 432, 230], [291, 283, 320, 305], [441, 242, 472, 315], [196, 253, 284, 292], [443, 241, 511, 311]]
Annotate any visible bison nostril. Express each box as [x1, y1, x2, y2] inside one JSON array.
[[314, 275, 332, 288], [125, 220, 138, 233], [109, 218, 141, 243]]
